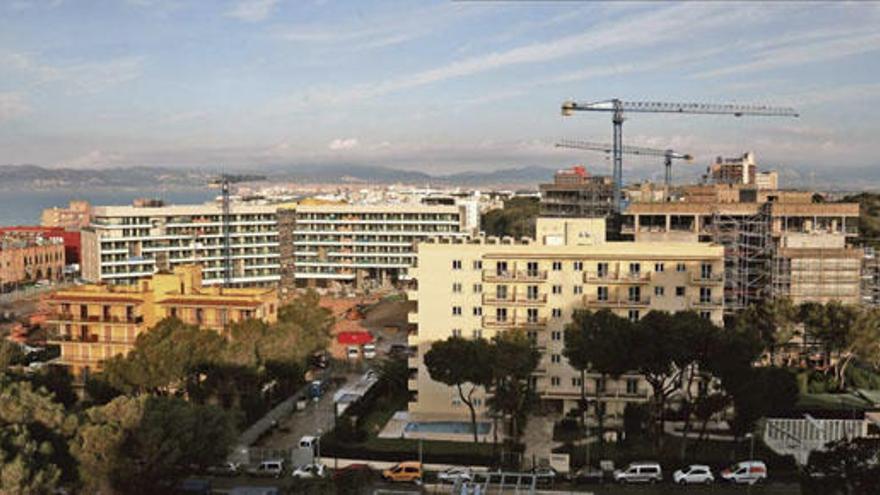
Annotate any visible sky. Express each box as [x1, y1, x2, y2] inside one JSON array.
[[1, 0, 880, 178]]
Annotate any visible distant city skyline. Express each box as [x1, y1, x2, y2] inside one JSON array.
[[1, 1, 879, 174]]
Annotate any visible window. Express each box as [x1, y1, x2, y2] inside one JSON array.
[[552, 284, 562, 294], [551, 354, 561, 364], [472, 306, 482, 316], [472, 283, 482, 293], [552, 308, 563, 319], [597, 286, 609, 301], [700, 287, 712, 303], [526, 261, 539, 276], [452, 329, 462, 337], [527, 308, 539, 323], [571, 377, 582, 387], [676, 286, 686, 297], [473, 398, 482, 407], [452, 306, 462, 316], [654, 286, 665, 297], [496, 307, 508, 322], [595, 377, 606, 393], [550, 376, 561, 387], [573, 261, 584, 271], [452, 260, 462, 270], [452, 282, 462, 293], [676, 263, 687, 272], [527, 285, 539, 300], [496, 261, 508, 276], [473, 260, 483, 270], [654, 262, 665, 272], [701, 262, 713, 279], [552, 261, 562, 271], [628, 286, 641, 302], [573, 285, 583, 295], [551, 331, 562, 341], [629, 262, 641, 274], [597, 262, 609, 277], [628, 309, 640, 322], [626, 378, 639, 395], [527, 331, 538, 343], [473, 329, 482, 339], [496, 285, 508, 299], [700, 311, 712, 320]]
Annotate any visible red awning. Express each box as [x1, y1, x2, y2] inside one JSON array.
[[337, 331, 374, 345]]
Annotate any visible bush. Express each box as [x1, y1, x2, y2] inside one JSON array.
[[624, 403, 648, 440]]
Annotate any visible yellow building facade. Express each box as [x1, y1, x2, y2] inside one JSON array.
[[47, 265, 277, 379], [407, 218, 724, 425]]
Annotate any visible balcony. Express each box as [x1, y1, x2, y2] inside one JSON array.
[[584, 296, 652, 308], [49, 313, 144, 325], [583, 272, 652, 284], [482, 270, 548, 283], [482, 293, 547, 306], [517, 317, 548, 329], [692, 297, 724, 308], [481, 316, 516, 329], [690, 272, 723, 284]]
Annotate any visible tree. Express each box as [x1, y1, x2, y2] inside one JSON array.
[[0, 340, 24, 370], [101, 318, 226, 395], [0, 379, 77, 494], [74, 395, 235, 495], [799, 302, 880, 390], [806, 438, 880, 495], [734, 298, 799, 364], [563, 309, 633, 435], [424, 337, 493, 443], [727, 367, 798, 438], [481, 197, 539, 239], [487, 329, 540, 442]]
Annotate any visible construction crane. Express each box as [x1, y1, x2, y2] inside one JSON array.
[[560, 99, 799, 212], [209, 174, 266, 286], [555, 139, 693, 188]]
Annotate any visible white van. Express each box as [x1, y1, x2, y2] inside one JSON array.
[[248, 459, 284, 478], [613, 462, 662, 484], [720, 461, 767, 485], [299, 435, 317, 450], [363, 343, 376, 359]]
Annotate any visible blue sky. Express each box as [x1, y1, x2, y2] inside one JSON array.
[[1, 0, 879, 177]]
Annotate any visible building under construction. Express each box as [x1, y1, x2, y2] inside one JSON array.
[[539, 165, 615, 218], [621, 184, 861, 312]]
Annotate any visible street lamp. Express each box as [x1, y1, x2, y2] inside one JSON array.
[[745, 432, 755, 460]]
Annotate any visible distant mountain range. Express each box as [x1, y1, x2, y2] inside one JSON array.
[[1, 162, 878, 191]]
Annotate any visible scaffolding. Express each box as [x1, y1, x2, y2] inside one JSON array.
[[861, 247, 880, 306], [710, 203, 773, 313]]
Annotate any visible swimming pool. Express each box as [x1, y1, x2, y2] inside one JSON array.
[[404, 421, 492, 435]]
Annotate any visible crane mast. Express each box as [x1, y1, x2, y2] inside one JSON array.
[[210, 174, 266, 286], [561, 98, 799, 212], [556, 139, 692, 188]]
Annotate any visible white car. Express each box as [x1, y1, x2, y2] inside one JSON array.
[[673, 464, 714, 485], [292, 463, 326, 479], [720, 460, 767, 485], [437, 466, 472, 483], [613, 462, 662, 484]]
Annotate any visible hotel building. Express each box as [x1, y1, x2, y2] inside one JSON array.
[[407, 217, 724, 424], [47, 265, 277, 379]]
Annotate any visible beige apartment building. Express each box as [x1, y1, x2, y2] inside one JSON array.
[[41, 200, 92, 230], [0, 233, 65, 291], [407, 218, 724, 424]]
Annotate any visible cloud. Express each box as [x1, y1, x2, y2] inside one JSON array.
[[695, 30, 880, 78], [328, 138, 358, 151], [60, 149, 127, 168], [0, 92, 30, 122], [225, 0, 280, 22], [4, 52, 144, 94]]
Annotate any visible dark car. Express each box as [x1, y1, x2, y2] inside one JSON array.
[[573, 466, 605, 484], [333, 463, 375, 482]]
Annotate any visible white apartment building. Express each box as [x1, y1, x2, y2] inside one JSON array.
[[279, 203, 471, 290], [81, 203, 279, 286], [407, 218, 725, 424]]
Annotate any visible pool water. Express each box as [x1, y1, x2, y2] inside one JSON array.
[[404, 421, 491, 435]]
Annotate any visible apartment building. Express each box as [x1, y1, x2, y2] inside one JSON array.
[[407, 217, 724, 424], [539, 166, 615, 218], [0, 226, 82, 264], [47, 265, 277, 380], [278, 203, 470, 291], [621, 188, 861, 308], [0, 233, 65, 291], [81, 203, 279, 287], [41, 200, 92, 230]]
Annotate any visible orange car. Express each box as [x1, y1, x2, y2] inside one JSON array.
[[382, 461, 422, 483]]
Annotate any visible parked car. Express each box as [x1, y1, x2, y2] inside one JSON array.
[[573, 466, 605, 484], [299, 435, 318, 450], [332, 463, 374, 482], [437, 466, 472, 483], [247, 459, 284, 478], [673, 464, 714, 485], [720, 461, 767, 485], [292, 463, 326, 479], [206, 461, 241, 476], [382, 461, 423, 483], [389, 344, 409, 357], [531, 466, 559, 485], [613, 462, 663, 484]]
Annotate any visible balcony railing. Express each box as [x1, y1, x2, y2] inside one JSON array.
[[584, 296, 652, 307], [692, 297, 724, 308], [481, 316, 516, 328], [583, 272, 652, 284], [691, 272, 723, 284], [482, 270, 548, 283], [482, 293, 547, 305], [50, 313, 144, 324]]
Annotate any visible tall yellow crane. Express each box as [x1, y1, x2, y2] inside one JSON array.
[[560, 99, 799, 212]]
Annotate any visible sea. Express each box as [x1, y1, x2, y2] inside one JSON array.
[[0, 188, 218, 226]]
